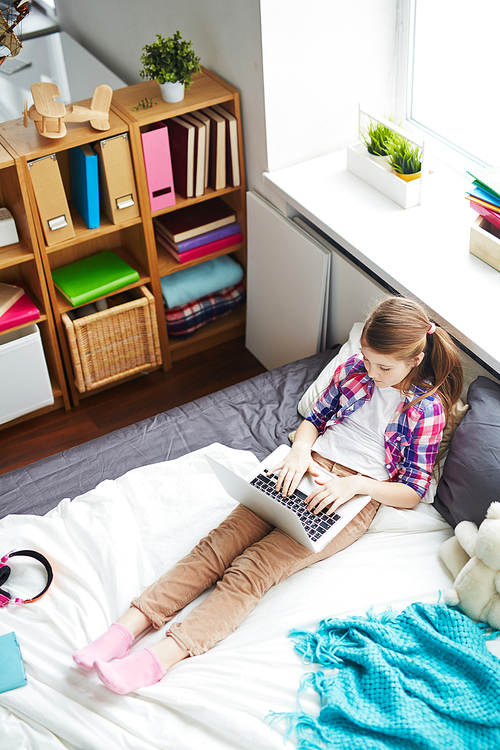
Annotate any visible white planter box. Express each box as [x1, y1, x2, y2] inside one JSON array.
[[470, 214, 500, 272], [346, 142, 423, 209], [0, 324, 54, 424]]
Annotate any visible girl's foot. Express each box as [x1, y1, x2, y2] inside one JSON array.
[[95, 648, 166, 694], [73, 623, 134, 670]]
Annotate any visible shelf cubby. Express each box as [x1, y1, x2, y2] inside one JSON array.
[[0, 68, 247, 414]]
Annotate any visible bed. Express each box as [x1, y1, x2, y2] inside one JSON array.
[[1, 329, 500, 750]]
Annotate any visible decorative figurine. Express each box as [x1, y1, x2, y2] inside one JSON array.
[[23, 82, 113, 139]]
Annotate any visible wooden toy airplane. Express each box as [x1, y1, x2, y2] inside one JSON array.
[[22, 82, 113, 139]]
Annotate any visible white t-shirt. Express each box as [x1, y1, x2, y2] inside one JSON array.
[[312, 386, 403, 480]]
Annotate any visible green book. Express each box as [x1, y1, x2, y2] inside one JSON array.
[[52, 250, 140, 307], [467, 166, 500, 201], [0, 632, 27, 693]]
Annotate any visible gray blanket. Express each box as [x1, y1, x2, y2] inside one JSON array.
[[0, 349, 336, 518]]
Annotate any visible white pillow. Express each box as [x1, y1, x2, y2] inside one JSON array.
[[298, 322, 363, 416]]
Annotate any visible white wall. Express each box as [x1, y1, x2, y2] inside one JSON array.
[[55, 0, 400, 353], [55, 0, 397, 195], [260, 0, 398, 173]]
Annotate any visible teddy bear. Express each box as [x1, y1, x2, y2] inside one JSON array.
[[439, 501, 500, 630]]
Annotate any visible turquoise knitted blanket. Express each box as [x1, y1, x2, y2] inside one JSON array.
[[271, 603, 500, 749]]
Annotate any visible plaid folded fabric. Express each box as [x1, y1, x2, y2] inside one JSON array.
[[165, 280, 246, 338]]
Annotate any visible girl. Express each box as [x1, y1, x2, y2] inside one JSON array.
[[73, 296, 463, 694]]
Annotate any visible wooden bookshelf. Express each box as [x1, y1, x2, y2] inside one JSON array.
[[0, 69, 247, 414], [0, 135, 69, 423]]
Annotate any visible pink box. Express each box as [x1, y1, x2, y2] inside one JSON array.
[[141, 122, 176, 211]]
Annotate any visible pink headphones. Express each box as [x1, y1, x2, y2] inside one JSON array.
[[0, 550, 53, 607]]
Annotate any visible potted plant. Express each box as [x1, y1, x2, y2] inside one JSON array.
[[139, 31, 201, 103], [361, 119, 395, 170], [387, 136, 422, 181]]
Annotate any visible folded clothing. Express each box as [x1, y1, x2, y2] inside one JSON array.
[[161, 256, 244, 309], [165, 281, 245, 338]]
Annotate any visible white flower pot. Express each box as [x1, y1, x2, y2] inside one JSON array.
[[368, 152, 392, 172], [159, 81, 185, 103]]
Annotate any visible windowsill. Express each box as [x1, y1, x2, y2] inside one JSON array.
[[263, 149, 500, 377]]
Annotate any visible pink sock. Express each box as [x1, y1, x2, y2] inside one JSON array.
[[73, 623, 134, 670], [95, 648, 166, 694]]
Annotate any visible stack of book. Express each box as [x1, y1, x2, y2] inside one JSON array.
[[154, 198, 242, 264], [467, 166, 500, 232], [166, 104, 241, 199], [0, 282, 40, 333]]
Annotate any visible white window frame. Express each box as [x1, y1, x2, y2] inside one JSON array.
[[395, 0, 491, 172], [33, 0, 57, 18]]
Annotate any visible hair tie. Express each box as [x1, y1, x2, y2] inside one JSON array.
[[427, 322, 436, 335]]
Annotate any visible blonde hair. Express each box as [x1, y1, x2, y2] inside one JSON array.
[[361, 296, 463, 420]]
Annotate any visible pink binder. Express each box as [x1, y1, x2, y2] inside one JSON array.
[[141, 122, 176, 211]]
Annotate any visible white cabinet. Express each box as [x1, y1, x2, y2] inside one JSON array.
[[245, 191, 330, 370]]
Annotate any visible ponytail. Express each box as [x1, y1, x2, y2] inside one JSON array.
[[361, 296, 463, 420], [416, 325, 463, 421]]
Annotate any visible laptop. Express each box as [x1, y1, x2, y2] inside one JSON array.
[[205, 444, 372, 553]]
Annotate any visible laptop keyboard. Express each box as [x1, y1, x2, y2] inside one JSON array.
[[250, 471, 341, 542]]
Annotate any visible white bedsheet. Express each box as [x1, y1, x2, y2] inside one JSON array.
[[0, 444, 457, 750]]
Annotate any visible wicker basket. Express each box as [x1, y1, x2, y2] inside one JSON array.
[[62, 285, 162, 393]]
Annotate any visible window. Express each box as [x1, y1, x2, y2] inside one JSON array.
[[35, 0, 56, 12], [399, 0, 500, 167]]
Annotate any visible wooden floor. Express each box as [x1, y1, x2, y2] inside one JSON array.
[[0, 337, 267, 475]]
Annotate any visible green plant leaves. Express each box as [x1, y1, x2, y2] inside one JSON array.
[[386, 136, 421, 175], [362, 118, 421, 175], [361, 121, 394, 157], [139, 31, 201, 87]]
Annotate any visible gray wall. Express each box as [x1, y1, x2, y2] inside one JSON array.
[[55, 0, 269, 194]]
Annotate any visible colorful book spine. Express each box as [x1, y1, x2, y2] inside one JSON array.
[[467, 185, 500, 210], [467, 168, 500, 201], [69, 145, 100, 229], [141, 123, 176, 211], [156, 230, 243, 264], [154, 221, 241, 253]]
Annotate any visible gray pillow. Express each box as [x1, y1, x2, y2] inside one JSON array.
[[433, 376, 500, 528]]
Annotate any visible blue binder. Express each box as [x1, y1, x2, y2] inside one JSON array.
[[69, 144, 100, 229]]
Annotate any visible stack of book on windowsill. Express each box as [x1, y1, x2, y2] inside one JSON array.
[[467, 166, 500, 272], [467, 166, 500, 232], [154, 197, 242, 264]]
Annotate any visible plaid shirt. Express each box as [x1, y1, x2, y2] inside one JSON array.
[[305, 355, 446, 498]]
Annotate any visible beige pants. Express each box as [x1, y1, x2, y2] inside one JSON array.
[[132, 454, 379, 655]]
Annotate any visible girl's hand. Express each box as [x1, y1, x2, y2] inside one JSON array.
[[269, 446, 319, 497], [306, 475, 362, 515]]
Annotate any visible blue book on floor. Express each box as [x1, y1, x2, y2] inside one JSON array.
[[0, 632, 27, 693], [69, 144, 100, 229]]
